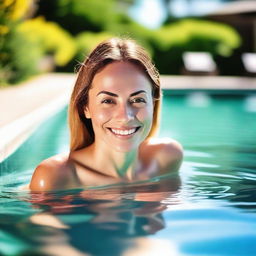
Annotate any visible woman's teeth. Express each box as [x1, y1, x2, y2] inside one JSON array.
[[110, 128, 137, 135]]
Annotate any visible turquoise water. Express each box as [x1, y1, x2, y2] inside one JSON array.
[[1, 93, 256, 256]]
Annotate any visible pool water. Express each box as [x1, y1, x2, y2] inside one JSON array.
[[1, 93, 256, 256]]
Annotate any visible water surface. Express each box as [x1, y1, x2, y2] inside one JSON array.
[[1, 93, 256, 256]]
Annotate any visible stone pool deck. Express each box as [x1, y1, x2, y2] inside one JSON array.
[[0, 73, 255, 161], [0, 73, 75, 127]]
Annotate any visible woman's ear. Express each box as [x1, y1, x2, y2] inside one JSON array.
[[84, 107, 91, 119]]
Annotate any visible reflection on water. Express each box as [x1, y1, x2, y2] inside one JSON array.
[[1, 177, 182, 256], [1, 95, 256, 255], [1, 173, 256, 256]]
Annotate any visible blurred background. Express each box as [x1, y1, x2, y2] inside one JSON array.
[[0, 0, 255, 86]]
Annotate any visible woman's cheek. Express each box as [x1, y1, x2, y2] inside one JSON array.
[[138, 105, 153, 123], [138, 107, 153, 137], [95, 109, 112, 123]]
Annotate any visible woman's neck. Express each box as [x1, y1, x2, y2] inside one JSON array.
[[88, 142, 141, 180]]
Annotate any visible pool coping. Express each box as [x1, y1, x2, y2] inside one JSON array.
[[160, 75, 256, 94], [0, 73, 255, 162], [0, 94, 69, 162], [0, 73, 75, 162]]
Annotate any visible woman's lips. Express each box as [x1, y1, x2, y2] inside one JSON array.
[[107, 127, 141, 137]]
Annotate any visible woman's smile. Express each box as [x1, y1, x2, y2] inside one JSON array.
[[107, 126, 141, 138]]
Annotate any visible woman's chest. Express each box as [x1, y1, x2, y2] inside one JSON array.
[[70, 157, 160, 187]]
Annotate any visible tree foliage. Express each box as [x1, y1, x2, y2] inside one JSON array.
[[0, 0, 243, 85]]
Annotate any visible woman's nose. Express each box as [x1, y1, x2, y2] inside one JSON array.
[[115, 103, 135, 122]]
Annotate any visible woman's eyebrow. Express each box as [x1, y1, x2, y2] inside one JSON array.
[[97, 91, 118, 97], [130, 90, 146, 97], [97, 90, 147, 97]]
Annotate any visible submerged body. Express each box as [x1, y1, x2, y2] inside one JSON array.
[[29, 39, 183, 191]]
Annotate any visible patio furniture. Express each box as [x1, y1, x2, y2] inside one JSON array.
[[182, 52, 218, 75]]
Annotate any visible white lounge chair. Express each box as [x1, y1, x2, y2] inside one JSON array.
[[242, 53, 256, 74], [182, 52, 218, 75]]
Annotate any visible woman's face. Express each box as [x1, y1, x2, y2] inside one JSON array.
[[84, 61, 154, 152]]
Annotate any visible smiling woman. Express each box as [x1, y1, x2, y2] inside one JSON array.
[[29, 37, 183, 191]]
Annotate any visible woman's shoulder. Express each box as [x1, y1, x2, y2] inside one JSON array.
[[141, 137, 183, 172], [29, 153, 76, 191]]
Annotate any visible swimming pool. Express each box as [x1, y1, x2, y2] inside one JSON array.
[[1, 92, 256, 256]]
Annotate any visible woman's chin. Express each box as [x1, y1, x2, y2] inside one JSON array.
[[112, 143, 140, 153]]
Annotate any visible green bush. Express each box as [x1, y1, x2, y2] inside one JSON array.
[[0, 28, 42, 85], [17, 17, 77, 66], [149, 19, 241, 74], [0, 11, 77, 85], [153, 19, 240, 55], [0, 0, 40, 85]]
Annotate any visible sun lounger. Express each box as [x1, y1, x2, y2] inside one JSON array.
[[242, 53, 256, 75], [182, 52, 218, 75]]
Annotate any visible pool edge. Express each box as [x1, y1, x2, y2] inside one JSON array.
[[0, 94, 69, 162]]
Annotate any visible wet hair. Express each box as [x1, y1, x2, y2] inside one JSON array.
[[68, 37, 161, 151]]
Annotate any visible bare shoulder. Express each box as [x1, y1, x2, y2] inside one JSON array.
[[141, 137, 183, 173], [29, 153, 76, 191]]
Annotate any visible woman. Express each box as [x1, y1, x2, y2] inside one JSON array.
[[29, 37, 183, 191]]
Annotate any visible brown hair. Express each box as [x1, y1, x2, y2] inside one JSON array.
[[68, 37, 161, 151]]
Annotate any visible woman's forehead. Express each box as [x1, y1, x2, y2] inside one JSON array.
[[91, 61, 152, 93]]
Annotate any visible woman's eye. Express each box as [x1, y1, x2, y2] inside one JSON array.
[[101, 98, 115, 104], [130, 98, 146, 104]]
